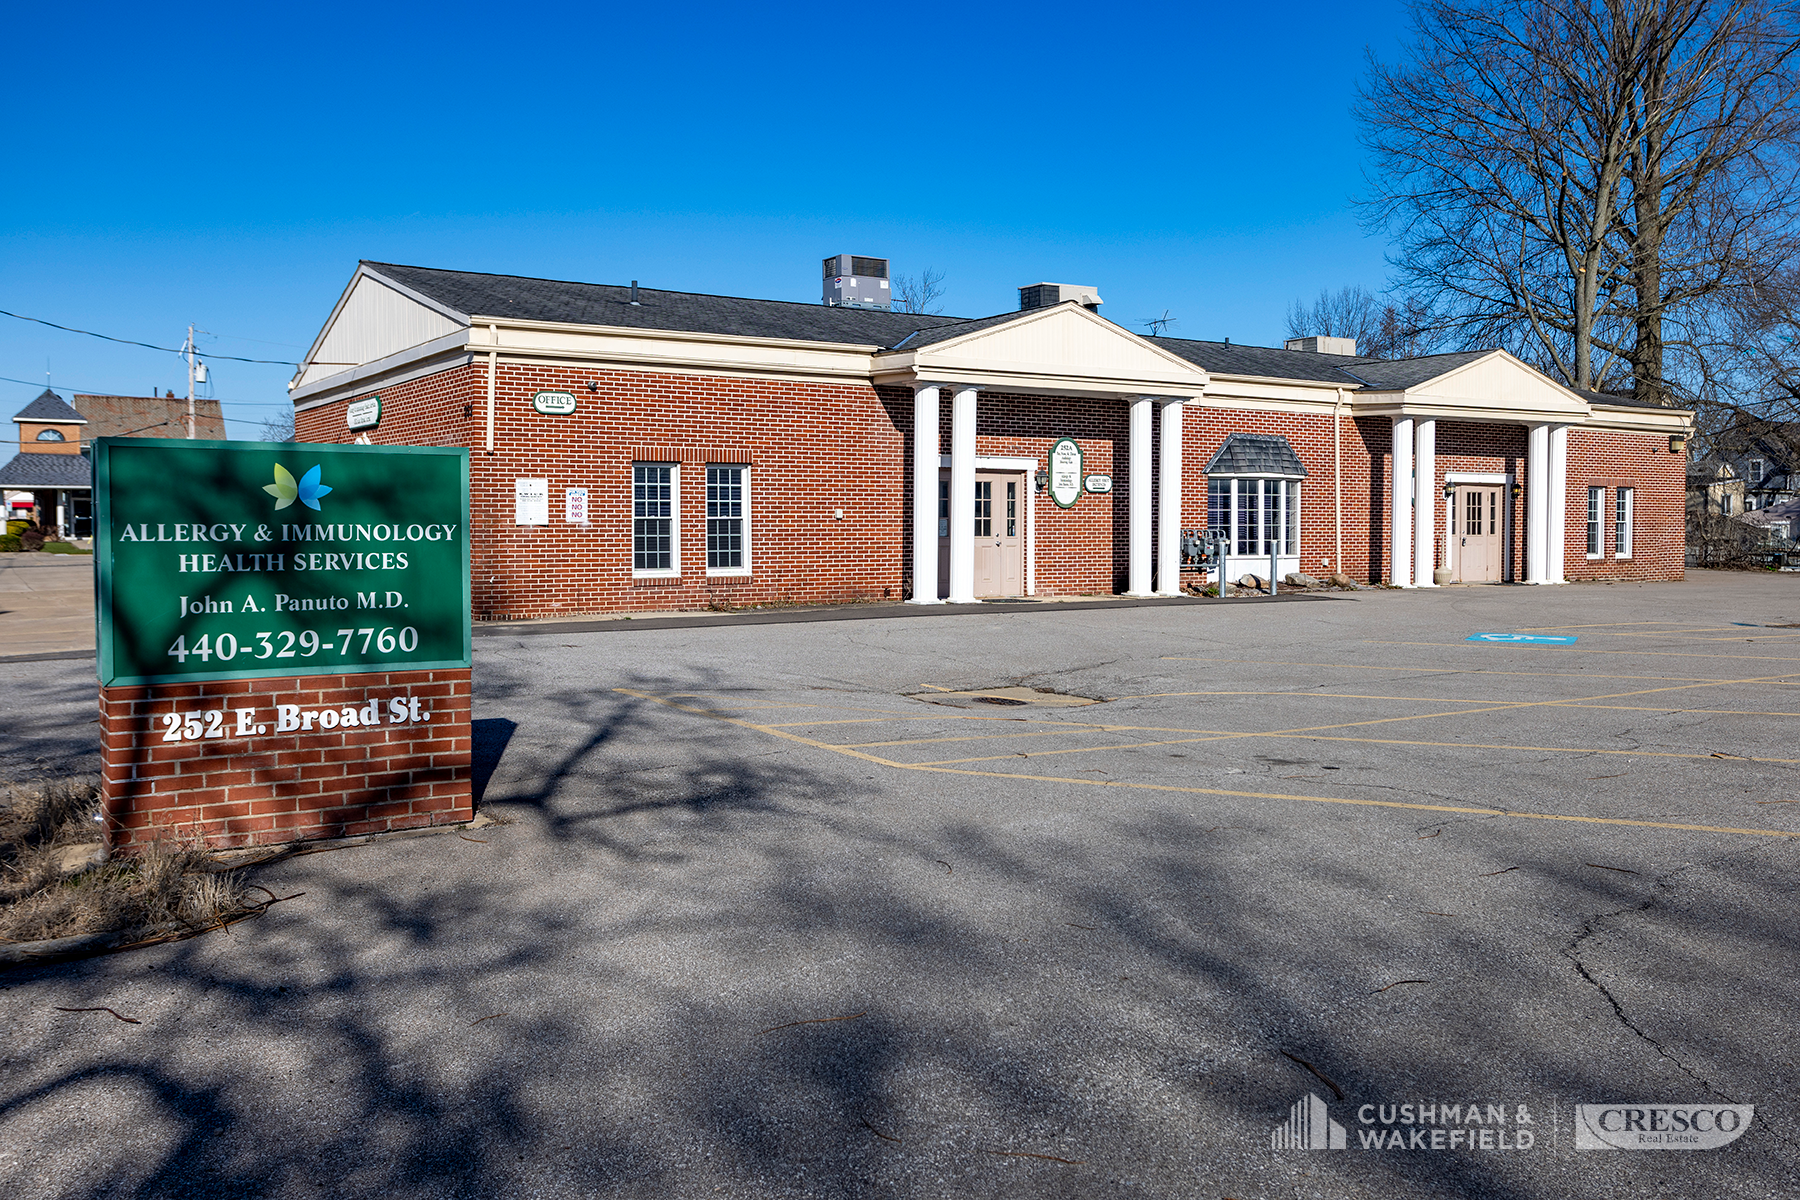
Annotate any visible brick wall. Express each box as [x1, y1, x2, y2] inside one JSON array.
[[294, 363, 1687, 609], [100, 668, 471, 851], [1564, 428, 1686, 581]]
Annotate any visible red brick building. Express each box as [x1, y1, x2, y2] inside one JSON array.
[[289, 262, 1692, 619]]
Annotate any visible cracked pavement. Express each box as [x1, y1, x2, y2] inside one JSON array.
[[2, 570, 1798, 1198]]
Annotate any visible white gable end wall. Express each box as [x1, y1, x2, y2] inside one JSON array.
[[296, 276, 466, 389], [1410, 353, 1587, 417]]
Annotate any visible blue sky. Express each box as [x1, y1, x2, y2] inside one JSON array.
[[2, 1, 1414, 442]]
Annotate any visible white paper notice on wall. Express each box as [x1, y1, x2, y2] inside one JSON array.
[[565, 487, 589, 524], [515, 478, 549, 525]]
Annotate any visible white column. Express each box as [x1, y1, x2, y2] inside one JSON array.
[[1525, 422, 1549, 583], [946, 384, 978, 604], [907, 383, 943, 604], [1390, 416, 1414, 587], [1126, 395, 1155, 595], [1547, 424, 1568, 583], [1413, 418, 1437, 587], [1155, 399, 1185, 596]]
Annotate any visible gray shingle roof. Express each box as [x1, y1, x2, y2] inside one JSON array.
[[1150, 337, 1372, 384], [0, 452, 92, 488], [884, 309, 1035, 352], [12, 388, 86, 424], [366, 262, 972, 351], [1205, 433, 1307, 477], [1337, 351, 1494, 390]]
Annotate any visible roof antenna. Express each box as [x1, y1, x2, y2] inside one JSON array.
[[629, 281, 640, 306], [1224, 336, 1231, 346]]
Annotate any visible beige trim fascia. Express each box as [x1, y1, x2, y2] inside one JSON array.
[[292, 337, 474, 410], [466, 318, 881, 385], [1580, 405, 1693, 435], [465, 314, 882, 355]]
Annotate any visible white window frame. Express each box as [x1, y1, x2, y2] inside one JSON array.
[[704, 464, 751, 577], [632, 462, 680, 578], [1614, 487, 1633, 559], [1586, 486, 1605, 559], [1750, 458, 1767, 483], [1207, 477, 1302, 556]]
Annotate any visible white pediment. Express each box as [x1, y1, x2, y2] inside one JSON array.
[[1397, 351, 1590, 420], [878, 304, 1209, 397], [294, 268, 467, 390]]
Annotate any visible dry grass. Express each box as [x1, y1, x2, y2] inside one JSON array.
[[0, 778, 254, 946]]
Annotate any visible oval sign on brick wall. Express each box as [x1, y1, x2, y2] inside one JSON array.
[[1084, 474, 1113, 494], [533, 391, 577, 416], [1049, 438, 1083, 508]]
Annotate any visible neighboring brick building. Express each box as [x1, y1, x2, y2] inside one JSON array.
[[0, 388, 227, 537], [287, 261, 1693, 619]]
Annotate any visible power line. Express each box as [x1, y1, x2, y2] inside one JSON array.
[[0, 309, 350, 366]]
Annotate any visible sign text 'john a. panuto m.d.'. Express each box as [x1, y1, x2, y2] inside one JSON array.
[[94, 438, 470, 686]]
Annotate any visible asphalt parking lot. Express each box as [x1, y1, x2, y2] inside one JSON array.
[[3, 572, 1798, 1199]]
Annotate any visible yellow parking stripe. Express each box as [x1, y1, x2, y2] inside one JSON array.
[[615, 689, 1800, 841]]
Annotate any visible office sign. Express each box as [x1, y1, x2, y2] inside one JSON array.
[[533, 391, 577, 416], [1049, 438, 1083, 509], [93, 438, 470, 686]]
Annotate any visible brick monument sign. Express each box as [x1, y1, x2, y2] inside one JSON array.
[[93, 438, 472, 851]]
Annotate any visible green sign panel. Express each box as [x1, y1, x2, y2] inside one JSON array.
[[94, 438, 470, 686]]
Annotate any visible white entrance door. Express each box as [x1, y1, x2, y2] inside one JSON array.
[[1452, 486, 1503, 582], [973, 473, 1023, 597], [940, 471, 1023, 598]]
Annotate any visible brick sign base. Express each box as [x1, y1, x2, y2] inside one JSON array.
[[100, 668, 472, 852]]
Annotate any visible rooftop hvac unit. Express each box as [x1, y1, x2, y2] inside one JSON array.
[[1018, 282, 1103, 311], [822, 253, 891, 310]]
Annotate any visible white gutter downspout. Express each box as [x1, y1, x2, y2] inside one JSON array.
[[484, 324, 498, 455], [1333, 386, 1345, 571]]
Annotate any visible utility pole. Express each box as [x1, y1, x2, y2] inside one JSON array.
[[184, 324, 197, 439]]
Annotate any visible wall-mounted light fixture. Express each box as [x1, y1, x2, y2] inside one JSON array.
[[1669, 433, 1688, 454], [1510, 482, 1523, 499], [1034, 469, 1049, 494], [1443, 481, 1456, 498]]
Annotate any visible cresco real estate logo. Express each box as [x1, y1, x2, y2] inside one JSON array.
[[1574, 1104, 1753, 1150]]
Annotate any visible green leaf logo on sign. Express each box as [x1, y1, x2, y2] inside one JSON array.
[[263, 464, 333, 511], [1049, 438, 1083, 508]]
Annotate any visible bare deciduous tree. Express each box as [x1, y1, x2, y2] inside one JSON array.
[[260, 406, 295, 442], [1286, 284, 1440, 359], [892, 268, 947, 315], [1360, 0, 1800, 408]]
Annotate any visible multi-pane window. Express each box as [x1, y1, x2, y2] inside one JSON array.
[[1206, 478, 1301, 555], [1615, 487, 1633, 558], [706, 465, 746, 571], [974, 480, 993, 536], [1750, 458, 1767, 483], [1005, 481, 1017, 537], [938, 480, 950, 538], [1586, 486, 1604, 557], [633, 463, 675, 572]]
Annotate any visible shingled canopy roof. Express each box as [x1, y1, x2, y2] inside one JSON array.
[[1205, 433, 1307, 477], [0, 452, 92, 488]]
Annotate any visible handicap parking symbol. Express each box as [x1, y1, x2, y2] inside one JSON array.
[[1467, 632, 1578, 645]]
